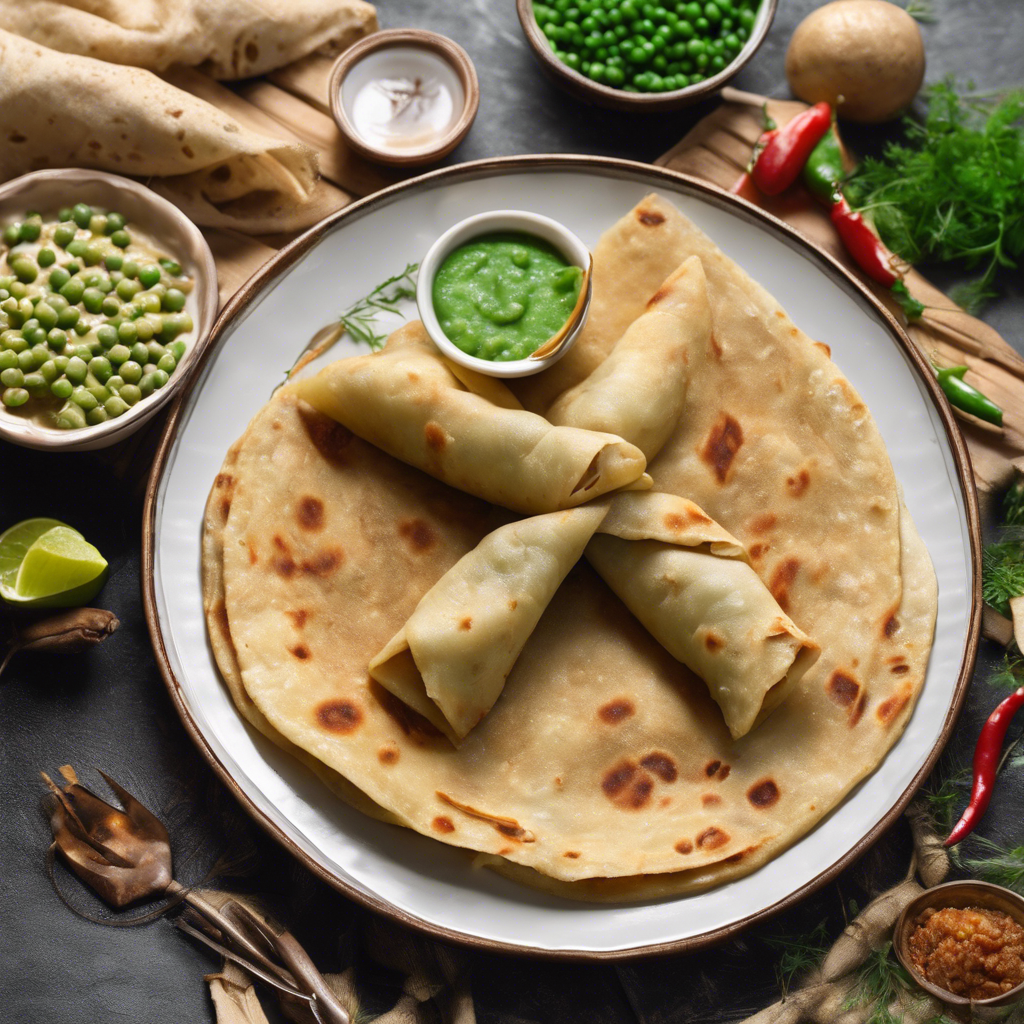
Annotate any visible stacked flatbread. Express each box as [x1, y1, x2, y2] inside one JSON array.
[[203, 194, 937, 901]]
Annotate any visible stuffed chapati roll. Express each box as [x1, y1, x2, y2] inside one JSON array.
[[588, 492, 820, 739], [290, 322, 648, 514]]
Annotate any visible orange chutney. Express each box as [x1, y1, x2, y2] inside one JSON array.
[[908, 906, 1024, 1001]]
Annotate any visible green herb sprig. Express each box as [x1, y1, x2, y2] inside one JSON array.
[[845, 81, 1024, 314], [765, 919, 830, 995], [982, 475, 1024, 618], [842, 943, 916, 1024], [336, 262, 419, 351], [962, 836, 1024, 895]]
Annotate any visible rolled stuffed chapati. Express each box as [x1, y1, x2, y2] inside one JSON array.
[[547, 255, 711, 461], [369, 505, 608, 743], [290, 322, 648, 514], [588, 492, 820, 739]]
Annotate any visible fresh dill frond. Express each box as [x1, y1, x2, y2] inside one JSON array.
[[962, 837, 1024, 895], [842, 944, 915, 1022], [918, 759, 971, 834], [1004, 474, 1024, 526], [765, 919, 830, 995], [845, 80, 1024, 314], [989, 651, 1024, 690], [337, 262, 419, 352], [982, 541, 1024, 618]]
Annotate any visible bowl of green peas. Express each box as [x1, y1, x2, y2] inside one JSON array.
[[517, 0, 776, 110], [0, 168, 218, 451]]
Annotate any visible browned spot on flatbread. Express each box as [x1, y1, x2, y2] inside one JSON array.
[[598, 699, 634, 724], [750, 513, 776, 535], [891, 663, 910, 675], [697, 827, 730, 850], [509, 598, 517, 610], [675, 839, 693, 855], [709, 332, 723, 360], [814, 341, 831, 357], [703, 631, 725, 654], [701, 414, 743, 483], [170, 109, 183, 118], [301, 548, 343, 577], [8, 131, 26, 143], [212, 600, 229, 636], [876, 686, 912, 726], [665, 507, 711, 531], [459, 616, 472, 631], [850, 693, 868, 727], [704, 760, 722, 777], [215, 473, 234, 490], [637, 208, 665, 226], [828, 671, 860, 707], [436, 792, 536, 842], [220, 498, 231, 521], [883, 611, 900, 638], [289, 644, 311, 661], [425, 421, 447, 452], [378, 745, 399, 765], [296, 496, 325, 531], [749, 542, 768, 562], [248, 542, 258, 565], [747, 779, 780, 808], [182, 145, 194, 159], [769, 558, 800, 612], [316, 700, 362, 734], [786, 469, 811, 496], [563, 851, 580, 859], [647, 283, 672, 307], [627, 776, 654, 808], [717, 764, 731, 781], [602, 760, 636, 798], [286, 609, 309, 629], [245, 41, 259, 63], [775, 310, 786, 319], [398, 518, 437, 552], [640, 752, 678, 783], [298, 406, 354, 466], [702, 793, 721, 806], [432, 816, 455, 833], [370, 680, 442, 742], [271, 554, 296, 578]]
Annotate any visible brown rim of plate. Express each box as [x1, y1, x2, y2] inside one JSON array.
[[142, 154, 982, 963], [328, 29, 480, 167], [893, 881, 1024, 1008], [515, 0, 778, 112]]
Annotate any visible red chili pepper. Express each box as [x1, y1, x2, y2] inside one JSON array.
[[829, 196, 904, 287], [750, 102, 832, 197], [945, 686, 1024, 847]]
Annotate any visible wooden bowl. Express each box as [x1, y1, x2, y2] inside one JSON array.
[[0, 169, 217, 452], [516, 0, 777, 112], [894, 880, 1024, 1015], [328, 29, 480, 167]]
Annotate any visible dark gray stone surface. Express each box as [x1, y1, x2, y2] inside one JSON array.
[[2, 3, 1022, 1022]]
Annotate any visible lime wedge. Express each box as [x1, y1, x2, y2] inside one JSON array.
[[0, 519, 108, 608]]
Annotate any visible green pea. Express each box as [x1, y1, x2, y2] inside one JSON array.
[[22, 324, 46, 346], [88, 214, 107, 236], [101, 295, 121, 317], [16, 349, 34, 373], [2, 386, 29, 408], [30, 343, 49, 367], [138, 264, 160, 288], [119, 360, 143, 385], [108, 343, 131, 366], [85, 406, 108, 426], [116, 278, 141, 301], [95, 324, 118, 350], [122, 259, 139, 279], [104, 394, 129, 418], [70, 386, 98, 411], [23, 372, 46, 395], [71, 345, 92, 363], [1, 367, 24, 387], [83, 244, 104, 267], [157, 352, 177, 375], [117, 321, 138, 346], [105, 253, 123, 272], [111, 230, 131, 250], [73, 319, 91, 337], [53, 355, 69, 372], [56, 306, 80, 331], [46, 328, 68, 352], [67, 239, 88, 259], [710, 53, 726, 71], [60, 277, 85, 304], [17, 297, 33, 321], [9, 283, 27, 302], [138, 292, 162, 314], [65, 356, 88, 385], [53, 224, 76, 250], [0, 350, 15, 371], [129, 342, 148, 365], [50, 377, 73, 400], [146, 341, 166, 362], [47, 267, 70, 292], [3, 224, 21, 246], [88, 356, 113, 383], [139, 373, 157, 398], [694, 14, 709, 29], [135, 318, 155, 342], [72, 203, 93, 229], [19, 219, 41, 243], [158, 258, 181, 276], [56, 402, 88, 430], [57, 207, 73, 222], [106, 375, 124, 393], [36, 248, 56, 269], [82, 288, 105, 314], [11, 258, 38, 284], [152, 369, 169, 389], [39, 359, 59, 383], [119, 383, 142, 406]]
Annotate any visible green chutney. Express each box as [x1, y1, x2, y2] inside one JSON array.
[[432, 232, 582, 362]]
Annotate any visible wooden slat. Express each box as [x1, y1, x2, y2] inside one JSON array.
[[268, 53, 336, 115], [658, 88, 1024, 498], [203, 229, 278, 308]]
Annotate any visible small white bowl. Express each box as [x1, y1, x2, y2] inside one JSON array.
[[0, 169, 217, 452], [416, 210, 592, 379]]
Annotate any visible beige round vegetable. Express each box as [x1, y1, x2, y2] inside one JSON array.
[[785, 0, 926, 123]]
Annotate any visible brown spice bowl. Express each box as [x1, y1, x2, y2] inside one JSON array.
[[516, 0, 777, 112], [0, 168, 217, 452], [894, 880, 1024, 1017], [328, 29, 480, 167]]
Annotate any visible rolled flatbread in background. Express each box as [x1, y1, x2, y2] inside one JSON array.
[[370, 505, 608, 743], [0, 29, 325, 233], [547, 255, 711, 461], [587, 492, 820, 739], [0, 0, 377, 80], [291, 322, 648, 514]]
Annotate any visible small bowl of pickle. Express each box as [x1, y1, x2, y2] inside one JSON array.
[[0, 168, 218, 451]]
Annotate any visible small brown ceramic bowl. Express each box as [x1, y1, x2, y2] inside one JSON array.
[[0, 168, 218, 452], [516, 0, 777, 112], [894, 880, 1024, 1016], [328, 29, 480, 167]]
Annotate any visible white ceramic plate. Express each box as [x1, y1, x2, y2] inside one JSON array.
[[145, 158, 979, 960]]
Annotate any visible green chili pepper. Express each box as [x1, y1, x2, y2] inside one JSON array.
[[891, 280, 925, 322], [934, 364, 1003, 426], [802, 125, 845, 205]]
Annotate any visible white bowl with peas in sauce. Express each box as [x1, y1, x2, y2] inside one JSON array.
[[0, 169, 217, 451], [417, 209, 592, 379]]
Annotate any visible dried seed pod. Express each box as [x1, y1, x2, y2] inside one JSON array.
[[1, 608, 119, 678]]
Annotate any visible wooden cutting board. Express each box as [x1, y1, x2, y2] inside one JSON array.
[[658, 87, 1024, 510]]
